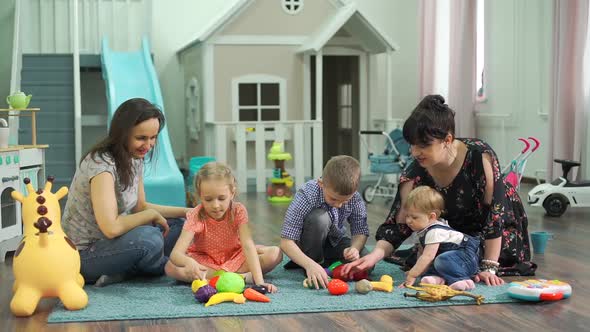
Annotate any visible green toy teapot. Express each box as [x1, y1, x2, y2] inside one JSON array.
[[6, 91, 32, 109]]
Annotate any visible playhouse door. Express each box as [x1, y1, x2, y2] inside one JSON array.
[[311, 55, 360, 165]]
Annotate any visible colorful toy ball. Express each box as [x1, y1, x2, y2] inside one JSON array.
[[328, 279, 349, 295], [195, 285, 217, 303], [215, 272, 246, 293]]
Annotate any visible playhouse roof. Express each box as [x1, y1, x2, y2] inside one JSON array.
[[297, 3, 398, 53], [177, 0, 397, 55]]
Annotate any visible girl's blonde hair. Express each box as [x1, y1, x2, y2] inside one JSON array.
[[403, 186, 445, 218], [194, 162, 238, 222]]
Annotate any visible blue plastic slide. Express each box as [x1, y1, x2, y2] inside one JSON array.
[[101, 37, 185, 207]]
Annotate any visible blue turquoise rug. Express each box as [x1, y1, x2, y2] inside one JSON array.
[[48, 258, 518, 323]]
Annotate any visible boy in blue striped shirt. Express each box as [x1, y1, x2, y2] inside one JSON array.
[[280, 155, 369, 289]]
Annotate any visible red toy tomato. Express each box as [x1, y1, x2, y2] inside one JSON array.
[[328, 279, 349, 296], [209, 275, 220, 289]]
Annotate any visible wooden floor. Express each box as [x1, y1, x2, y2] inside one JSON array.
[[2, 183, 589, 331]]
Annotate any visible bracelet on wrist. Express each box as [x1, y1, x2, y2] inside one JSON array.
[[480, 267, 497, 275], [479, 259, 500, 275], [481, 259, 500, 267]]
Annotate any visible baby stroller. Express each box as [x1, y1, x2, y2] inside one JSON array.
[[359, 129, 411, 203], [502, 137, 540, 190]]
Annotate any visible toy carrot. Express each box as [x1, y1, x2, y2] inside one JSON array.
[[243, 288, 270, 302]]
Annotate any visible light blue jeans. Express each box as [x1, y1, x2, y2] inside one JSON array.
[[79, 218, 184, 283], [423, 236, 480, 285]]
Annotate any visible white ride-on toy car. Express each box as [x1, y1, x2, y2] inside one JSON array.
[[528, 159, 590, 217]]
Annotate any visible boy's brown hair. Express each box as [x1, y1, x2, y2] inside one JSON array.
[[322, 155, 361, 195], [403, 186, 445, 218]]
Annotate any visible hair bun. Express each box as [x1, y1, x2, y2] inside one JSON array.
[[418, 94, 447, 111], [430, 95, 446, 106]]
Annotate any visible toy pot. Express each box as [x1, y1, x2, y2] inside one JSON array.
[[530, 231, 553, 254], [0, 118, 8, 148], [6, 91, 32, 109]]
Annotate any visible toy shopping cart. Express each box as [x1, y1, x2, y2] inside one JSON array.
[[502, 137, 540, 190], [359, 129, 411, 203]]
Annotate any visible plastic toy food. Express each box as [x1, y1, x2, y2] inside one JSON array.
[[205, 292, 246, 307], [10, 177, 88, 316], [355, 279, 373, 294], [243, 288, 271, 302], [250, 284, 269, 294], [404, 283, 484, 305], [209, 275, 221, 288], [332, 264, 369, 281], [303, 277, 331, 289], [195, 285, 217, 303], [370, 275, 394, 292], [215, 272, 245, 293], [327, 279, 349, 295], [191, 279, 209, 293], [507, 279, 572, 301]]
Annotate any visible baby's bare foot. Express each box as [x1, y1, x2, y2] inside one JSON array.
[[421, 276, 445, 285], [449, 279, 475, 291]]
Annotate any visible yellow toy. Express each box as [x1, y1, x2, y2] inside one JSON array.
[[10, 177, 88, 317], [205, 292, 246, 307], [354, 275, 394, 294], [266, 141, 295, 203], [403, 283, 485, 305]]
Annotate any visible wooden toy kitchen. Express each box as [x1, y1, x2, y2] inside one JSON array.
[[0, 107, 47, 262]]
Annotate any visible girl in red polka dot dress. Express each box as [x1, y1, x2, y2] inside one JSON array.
[[165, 162, 281, 292]]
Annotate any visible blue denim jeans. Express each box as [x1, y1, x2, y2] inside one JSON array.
[[298, 208, 368, 267], [79, 218, 184, 283], [423, 236, 480, 285]]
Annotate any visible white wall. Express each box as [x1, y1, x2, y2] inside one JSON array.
[[357, 0, 419, 128], [478, 0, 552, 179], [151, 0, 241, 166]]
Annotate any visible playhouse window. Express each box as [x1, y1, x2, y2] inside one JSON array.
[[282, 0, 303, 15], [339, 83, 353, 130], [238, 82, 281, 122]]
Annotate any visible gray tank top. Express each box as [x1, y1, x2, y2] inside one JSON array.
[[62, 153, 142, 250]]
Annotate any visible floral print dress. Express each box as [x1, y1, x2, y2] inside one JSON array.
[[376, 138, 536, 276]]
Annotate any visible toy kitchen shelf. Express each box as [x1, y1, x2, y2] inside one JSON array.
[[0, 108, 48, 262], [0, 108, 41, 145]]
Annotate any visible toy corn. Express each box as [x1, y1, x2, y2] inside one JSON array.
[[10, 177, 88, 317]]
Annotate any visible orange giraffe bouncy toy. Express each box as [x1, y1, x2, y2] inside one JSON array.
[[10, 176, 88, 317]]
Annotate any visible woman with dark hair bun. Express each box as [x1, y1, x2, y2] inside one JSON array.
[[343, 95, 535, 286]]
